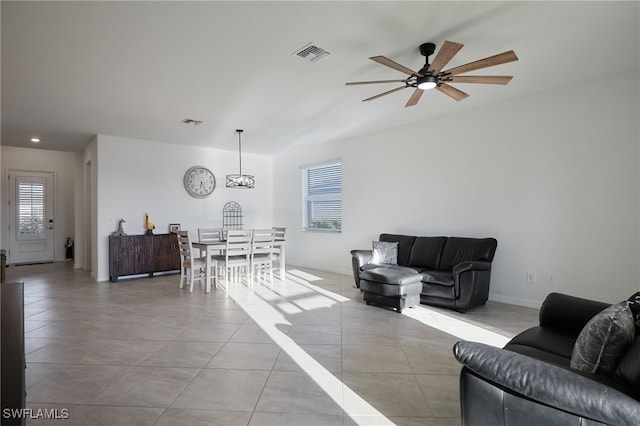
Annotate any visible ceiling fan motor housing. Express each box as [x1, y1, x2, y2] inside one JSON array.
[[419, 42, 436, 57], [418, 42, 437, 80]]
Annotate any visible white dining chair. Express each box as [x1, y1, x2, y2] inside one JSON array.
[[273, 227, 286, 278], [251, 228, 275, 284], [176, 230, 211, 292], [211, 229, 253, 288], [273, 227, 286, 241], [198, 227, 222, 242], [197, 227, 223, 257]]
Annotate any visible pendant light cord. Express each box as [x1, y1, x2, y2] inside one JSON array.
[[236, 129, 243, 175]]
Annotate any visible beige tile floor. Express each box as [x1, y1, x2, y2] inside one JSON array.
[[6, 261, 539, 426]]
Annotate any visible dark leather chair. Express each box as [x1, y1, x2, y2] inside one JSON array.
[[453, 293, 640, 426]]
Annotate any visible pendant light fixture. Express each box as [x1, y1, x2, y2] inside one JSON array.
[[226, 129, 255, 189]]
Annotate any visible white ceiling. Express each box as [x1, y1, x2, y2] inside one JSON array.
[[2, 1, 638, 155]]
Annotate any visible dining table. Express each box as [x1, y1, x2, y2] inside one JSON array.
[[192, 237, 285, 293]]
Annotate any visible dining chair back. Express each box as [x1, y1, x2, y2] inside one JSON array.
[[198, 227, 222, 242], [272, 227, 286, 278], [198, 227, 223, 257], [176, 230, 207, 292], [251, 229, 276, 283], [273, 227, 286, 241], [212, 229, 253, 287]]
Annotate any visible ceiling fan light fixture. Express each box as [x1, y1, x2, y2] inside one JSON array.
[[226, 129, 255, 189], [417, 75, 438, 90]]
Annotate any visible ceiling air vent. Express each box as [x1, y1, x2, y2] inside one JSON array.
[[181, 118, 203, 126], [293, 43, 332, 63]]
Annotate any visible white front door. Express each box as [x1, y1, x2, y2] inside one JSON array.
[[7, 170, 55, 264]]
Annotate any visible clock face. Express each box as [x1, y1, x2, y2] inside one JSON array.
[[183, 166, 216, 198]]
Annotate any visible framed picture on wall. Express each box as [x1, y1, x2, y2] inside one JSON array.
[[169, 224, 180, 233]]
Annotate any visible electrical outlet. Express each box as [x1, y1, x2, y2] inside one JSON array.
[[526, 271, 536, 283], [547, 273, 557, 286]]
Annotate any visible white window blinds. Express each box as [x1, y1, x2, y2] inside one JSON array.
[[302, 162, 342, 232], [18, 181, 45, 237]]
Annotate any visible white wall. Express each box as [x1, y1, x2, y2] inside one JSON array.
[[82, 137, 98, 275], [1, 146, 79, 263], [273, 70, 640, 307], [95, 135, 273, 281]]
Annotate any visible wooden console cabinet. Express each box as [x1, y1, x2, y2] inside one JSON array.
[[109, 234, 180, 282], [2, 282, 26, 426]]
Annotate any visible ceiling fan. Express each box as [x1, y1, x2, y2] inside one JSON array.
[[346, 41, 518, 107]]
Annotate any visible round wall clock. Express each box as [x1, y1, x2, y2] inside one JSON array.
[[183, 166, 216, 198]]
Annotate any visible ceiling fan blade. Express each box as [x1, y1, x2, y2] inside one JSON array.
[[370, 56, 419, 76], [437, 83, 469, 101], [443, 50, 518, 76], [345, 79, 407, 86], [428, 40, 464, 74], [362, 86, 408, 102], [405, 89, 424, 107], [447, 75, 513, 85]]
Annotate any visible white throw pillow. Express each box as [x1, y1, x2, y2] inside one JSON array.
[[371, 241, 398, 265]]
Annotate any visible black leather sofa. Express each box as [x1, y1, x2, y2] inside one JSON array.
[[351, 233, 497, 312], [453, 293, 640, 426]]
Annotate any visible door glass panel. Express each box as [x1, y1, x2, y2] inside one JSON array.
[[17, 180, 45, 239]]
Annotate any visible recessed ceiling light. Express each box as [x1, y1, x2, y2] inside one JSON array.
[[30, 138, 41, 143]]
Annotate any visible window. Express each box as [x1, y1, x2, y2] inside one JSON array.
[[302, 162, 342, 232], [18, 180, 45, 237]]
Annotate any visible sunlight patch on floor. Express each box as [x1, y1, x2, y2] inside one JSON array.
[[402, 305, 511, 347], [226, 275, 396, 425], [287, 269, 324, 282]]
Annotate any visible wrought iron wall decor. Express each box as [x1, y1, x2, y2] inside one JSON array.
[[222, 201, 243, 229]]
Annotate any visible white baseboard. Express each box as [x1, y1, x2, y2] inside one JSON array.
[[489, 294, 541, 309], [285, 260, 351, 277]]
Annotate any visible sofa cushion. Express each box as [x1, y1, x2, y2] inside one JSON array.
[[570, 302, 635, 375], [379, 234, 416, 267], [371, 241, 398, 265], [439, 237, 497, 271], [506, 343, 574, 368], [616, 337, 640, 398], [417, 269, 454, 286], [407, 237, 447, 270], [421, 282, 455, 299], [506, 327, 577, 360], [360, 263, 388, 272], [360, 266, 421, 285]]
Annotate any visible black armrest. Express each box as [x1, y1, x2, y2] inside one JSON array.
[[539, 292, 610, 335], [452, 260, 491, 275], [350, 249, 373, 268], [454, 341, 640, 426], [350, 250, 373, 289]]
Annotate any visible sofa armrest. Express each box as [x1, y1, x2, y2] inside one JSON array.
[[351, 249, 373, 267], [452, 260, 491, 275], [539, 292, 610, 335], [450, 261, 492, 307], [350, 250, 373, 289], [453, 341, 640, 426]]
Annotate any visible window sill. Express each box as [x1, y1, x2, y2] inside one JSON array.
[[302, 228, 341, 234]]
